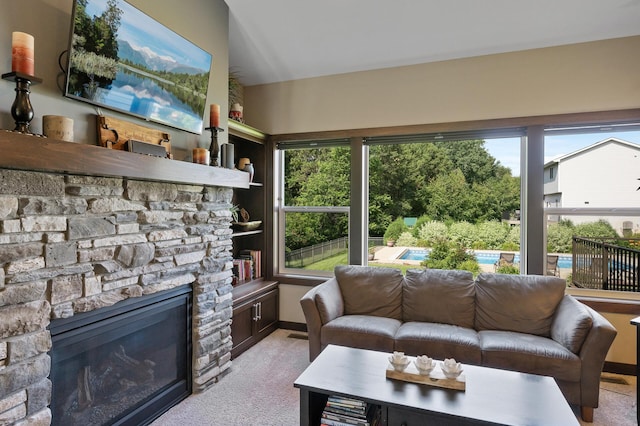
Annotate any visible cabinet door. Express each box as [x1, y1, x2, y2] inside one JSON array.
[[255, 288, 279, 340], [231, 298, 256, 358]]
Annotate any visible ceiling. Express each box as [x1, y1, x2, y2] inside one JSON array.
[[225, 0, 640, 87]]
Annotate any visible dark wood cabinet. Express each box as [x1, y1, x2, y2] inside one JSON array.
[[231, 281, 279, 358], [228, 120, 278, 358]]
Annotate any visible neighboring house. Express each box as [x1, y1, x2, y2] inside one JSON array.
[[543, 137, 640, 235]]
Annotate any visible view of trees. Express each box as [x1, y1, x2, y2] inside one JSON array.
[[284, 140, 521, 252], [68, 0, 122, 95]]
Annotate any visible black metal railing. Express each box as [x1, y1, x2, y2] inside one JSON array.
[[572, 236, 640, 292]]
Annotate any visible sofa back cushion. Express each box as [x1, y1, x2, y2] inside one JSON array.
[[403, 269, 475, 328], [475, 273, 566, 336], [335, 265, 403, 320]]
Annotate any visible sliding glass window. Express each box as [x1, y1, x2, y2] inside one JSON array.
[[543, 123, 640, 293]]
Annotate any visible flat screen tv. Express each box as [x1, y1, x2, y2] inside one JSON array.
[[64, 0, 212, 134]]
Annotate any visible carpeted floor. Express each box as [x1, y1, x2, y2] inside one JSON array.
[[152, 329, 637, 425]]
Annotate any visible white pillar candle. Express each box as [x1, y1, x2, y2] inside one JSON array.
[[12, 32, 34, 75]]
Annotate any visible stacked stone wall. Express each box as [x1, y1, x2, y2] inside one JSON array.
[[0, 170, 235, 425]]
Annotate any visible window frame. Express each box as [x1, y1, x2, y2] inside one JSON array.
[[269, 109, 640, 297]]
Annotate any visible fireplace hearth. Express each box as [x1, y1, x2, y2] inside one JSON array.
[[49, 286, 192, 426]]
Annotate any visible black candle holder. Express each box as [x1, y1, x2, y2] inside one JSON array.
[[205, 126, 225, 166], [2, 71, 43, 133]]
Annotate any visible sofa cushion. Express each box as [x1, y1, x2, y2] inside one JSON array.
[[551, 295, 593, 354], [321, 315, 401, 354], [403, 268, 475, 328], [475, 273, 566, 336], [479, 330, 581, 382], [394, 322, 482, 365], [335, 265, 403, 320]]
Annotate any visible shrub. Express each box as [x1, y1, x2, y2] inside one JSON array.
[[574, 220, 619, 239], [496, 264, 520, 274], [502, 225, 520, 251], [547, 222, 574, 253], [418, 221, 448, 245], [384, 217, 407, 244], [412, 215, 432, 238], [396, 231, 417, 247], [448, 221, 477, 248], [422, 240, 479, 272], [475, 221, 509, 249], [458, 259, 481, 275]]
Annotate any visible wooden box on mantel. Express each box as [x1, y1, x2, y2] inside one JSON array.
[[96, 115, 172, 158]]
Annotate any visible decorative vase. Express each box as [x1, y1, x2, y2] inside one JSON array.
[[243, 163, 254, 182]]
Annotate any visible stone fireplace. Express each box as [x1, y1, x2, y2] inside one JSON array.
[[0, 150, 243, 426]]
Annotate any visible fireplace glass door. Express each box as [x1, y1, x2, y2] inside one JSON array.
[[50, 286, 192, 426]]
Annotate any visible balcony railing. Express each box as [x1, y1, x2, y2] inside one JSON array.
[[572, 236, 640, 292]]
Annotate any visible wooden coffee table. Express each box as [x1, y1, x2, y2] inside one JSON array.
[[294, 345, 579, 425]]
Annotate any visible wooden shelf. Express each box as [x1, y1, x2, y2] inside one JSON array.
[[0, 130, 250, 188], [232, 230, 263, 237], [232, 278, 278, 304]]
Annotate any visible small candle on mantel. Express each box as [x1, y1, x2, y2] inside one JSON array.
[[12, 31, 35, 76], [209, 104, 220, 128]]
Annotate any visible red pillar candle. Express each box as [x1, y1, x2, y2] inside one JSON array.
[[209, 104, 220, 128], [12, 32, 34, 76]]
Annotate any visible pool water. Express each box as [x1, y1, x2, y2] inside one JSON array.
[[399, 249, 572, 268]]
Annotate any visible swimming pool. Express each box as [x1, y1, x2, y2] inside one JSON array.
[[399, 249, 573, 268]]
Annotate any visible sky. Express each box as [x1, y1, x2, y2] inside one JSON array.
[[484, 130, 640, 177]]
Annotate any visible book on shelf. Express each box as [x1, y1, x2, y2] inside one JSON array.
[[238, 249, 262, 279], [232, 257, 253, 283]]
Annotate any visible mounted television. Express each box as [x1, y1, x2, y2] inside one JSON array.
[[64, 0, 212, 134]]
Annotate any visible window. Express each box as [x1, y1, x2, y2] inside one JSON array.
[[276, 141, 351, 276], [272, 112, 640, 297], [543, 124, 640, 290], [366, 132, 522, 274]]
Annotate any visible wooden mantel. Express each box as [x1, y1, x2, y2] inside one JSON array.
[[0, 130, 250, 188]]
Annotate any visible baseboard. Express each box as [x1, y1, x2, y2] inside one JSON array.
[[604, 361, 636, 376], [279, 321, 307, 332]]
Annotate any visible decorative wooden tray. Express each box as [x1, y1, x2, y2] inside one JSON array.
[[386, 364, 466, 391]]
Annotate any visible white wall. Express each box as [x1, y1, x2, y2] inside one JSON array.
[[558, 141, 640, 233], [0, 0, 229, 159]]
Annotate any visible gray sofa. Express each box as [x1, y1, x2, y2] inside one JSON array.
[[300, 265, 617, 422]]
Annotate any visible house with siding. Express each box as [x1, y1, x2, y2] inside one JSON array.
[[543, 137, 640, 235]]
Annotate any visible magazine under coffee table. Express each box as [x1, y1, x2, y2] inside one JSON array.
[[294, 345, 579, 426]]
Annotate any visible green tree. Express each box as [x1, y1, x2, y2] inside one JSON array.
[[424, 169, 474, 221]]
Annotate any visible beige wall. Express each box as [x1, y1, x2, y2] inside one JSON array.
[[244, 36, 640, 134], [264, 38, 640, 366], [0, 0, 229, 158]]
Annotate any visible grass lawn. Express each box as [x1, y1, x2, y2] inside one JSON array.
[[303, 251, 417, 274]]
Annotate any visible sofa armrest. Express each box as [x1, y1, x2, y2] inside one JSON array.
[[578, 306, 617, 408], [300, 278, 344, 361]]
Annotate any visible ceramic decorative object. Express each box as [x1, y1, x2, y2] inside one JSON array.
[[243, 163, 255, 182], [388, 351, 409, 372], [413, 355, 436, 375], [440, 358, 463, 379]]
